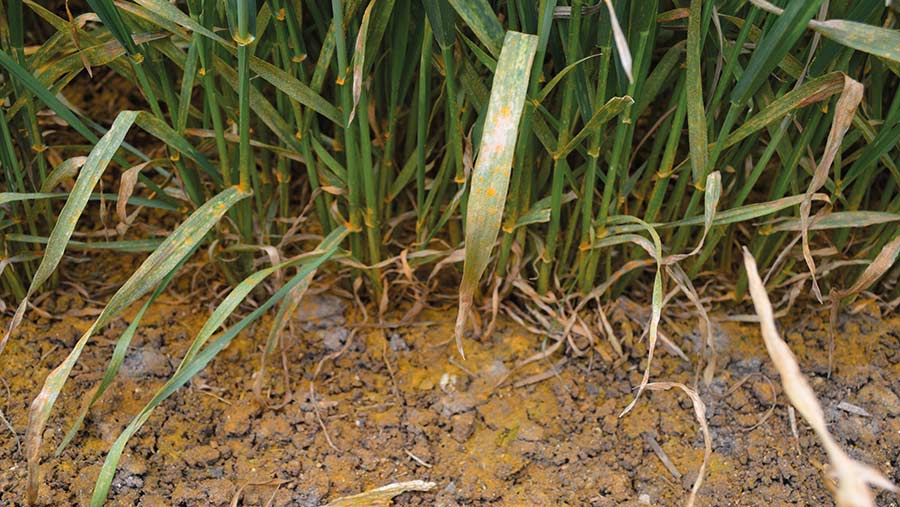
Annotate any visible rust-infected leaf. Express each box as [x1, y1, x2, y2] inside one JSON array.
[[26, 186, 248, 505], [455, 31, 538, 358], [1, 111, 139, 361], [90, 227, 347, 506]]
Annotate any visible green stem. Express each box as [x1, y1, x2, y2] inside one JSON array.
[[357, 83, 384, 281], [416, 22, 433, 243], [332, 0, 364, 262], [441, 45, 466, 233], [538, 0, 582, 295]]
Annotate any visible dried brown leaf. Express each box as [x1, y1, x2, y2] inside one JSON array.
[[324, 480, 436, 507], [645, 382, 711, 507], [799, 77, 864, 301], [742, 247, 896, 507]]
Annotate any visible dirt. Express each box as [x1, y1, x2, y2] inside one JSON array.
[[2, 269, 900, 506]]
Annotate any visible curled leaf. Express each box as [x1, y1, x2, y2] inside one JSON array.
[[743, 247, 896, 507], [800, 76, 864, 301]]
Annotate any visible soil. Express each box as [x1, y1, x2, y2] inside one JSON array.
[[2, 260, 900, 506]]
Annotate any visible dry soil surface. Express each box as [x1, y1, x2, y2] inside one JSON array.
[[2, 269, 900, 506]]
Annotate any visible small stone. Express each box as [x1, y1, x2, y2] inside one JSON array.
[[122, 348, 172, 378], [450, 412, 475, 443], [484, 360, 509, 380], [389, 333, 409, 351], [259, 411, 293, 439], [121, 453, 147, 476], [322, 327, 349, 352], [858, 382, 900, 416], [295, 294, 345, 330], [439, 391, 479, 417], [439, 373, 458, 393], [201, 478, 235, 505], [183, 445, 221, 467], [681, 470, 699, 491], [492, 449, 527, 480], [752, 380, 775, 405], [219, 400, 257, 436], [734, 358, 762, 376], [727, 389, 749, 410], [111, 470, 143, 491], [602, 414, 618, 434]]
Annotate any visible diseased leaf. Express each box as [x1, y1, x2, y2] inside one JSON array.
[[751, 0, 900, 64], [5, 234, 164, 252], [455, 31, 538, 358], [134, 0, 228, 44], [40, 156, 87, 192], [663, 171, 721, 263], [90, 227, 347, 507], [730, 0, 823, 105], [554, 96, 633, 160], [0, 48, 98, 142], [686, 0, 708, 183], [24, 186, 249, 505], [348, 0, 375, 125], [446, 0, 504, 57], [1, 111, 138, 359], [724, 73, 847, 150], [246, 48, 342, 125], [606, 217, 663, 418], [603, 0, 633, 83], [772, 211, 900, 231], [833, 235, 900, 301], [809, 19, 900, 64], [799, 77, 864, 302]]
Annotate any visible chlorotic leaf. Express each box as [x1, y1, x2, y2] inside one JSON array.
[[455, 31, 538, 358]]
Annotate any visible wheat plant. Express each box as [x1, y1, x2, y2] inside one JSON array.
[[0, 0, 899, 504]]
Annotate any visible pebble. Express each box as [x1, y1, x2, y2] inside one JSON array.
[[295, 294, 345, 330], [322, 327, 349, 352], [389, 332, 409, 351], [450, 412, 475, 443], [859, 382, 900, 416], [122, 347, 172, 378], [219, 400, 257, 436], [183, 445, 221, 467]]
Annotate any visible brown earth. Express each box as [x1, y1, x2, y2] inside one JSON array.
[[2, 262, 900, 506]]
